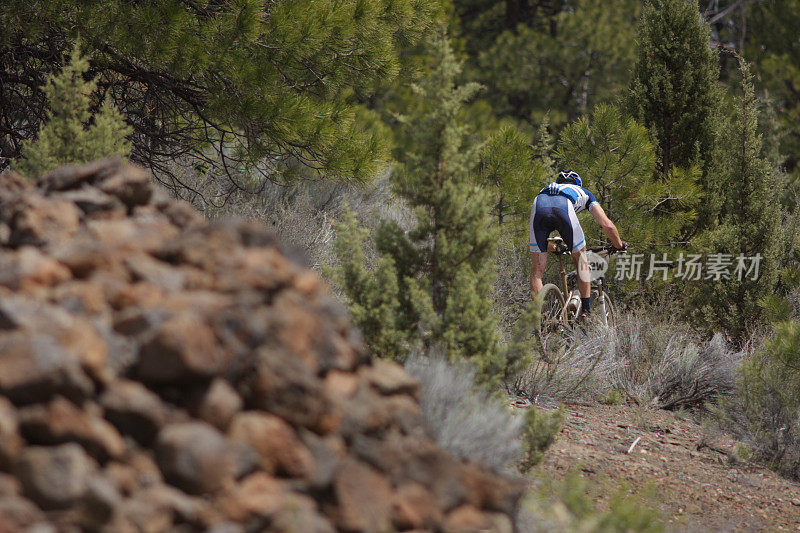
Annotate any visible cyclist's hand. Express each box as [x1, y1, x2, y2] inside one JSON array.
[[615, 241, 628, 252]]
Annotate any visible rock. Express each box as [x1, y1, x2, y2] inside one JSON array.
[[0, 331, 94, 404], [16, 443, 97, 509], [79, 472, 122, 526], [0, 246, 71, 292], [299, 430, 346, 489], [392, 482, 444, 530], [100, 380, 169, 446], [196, 379, 242, 431], [443, 505, 491, 533], [105, 452, 163, 496], [0, 472, 21, 496], [156, 422, 237, 494], [60, 186, 124, 216], [124, 253, 186, 292], [228, 412, 315, 478], [137, 313, 230, 383], [333, 458, 393, 532], [0, 397, 23, 470], [0, 496, 46, 531], [96, 165, 153, 208], [8, 195, 81, 247], [40, 157, 123, 192], [362, 359, 420, 397], [216, 472, 322, 529], [250, 347, 338, 434], [0, 295, 109, 384], [18, 397, 125, 462]]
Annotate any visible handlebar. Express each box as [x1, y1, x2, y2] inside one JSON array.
[[547, 237, 626, 256]]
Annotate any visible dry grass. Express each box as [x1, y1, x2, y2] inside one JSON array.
[[511, 311, 742, 410], [405, 354, 524, 474]]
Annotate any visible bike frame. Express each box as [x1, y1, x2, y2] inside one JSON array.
[[546, 237, 614, 326]]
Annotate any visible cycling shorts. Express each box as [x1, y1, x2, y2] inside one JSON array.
[[529, 193, 586, 253]]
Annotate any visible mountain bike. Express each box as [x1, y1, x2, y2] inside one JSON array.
[[537, 236, 619, 334]]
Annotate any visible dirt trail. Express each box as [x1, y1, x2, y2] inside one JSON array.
[[537, 404, 800, 531]]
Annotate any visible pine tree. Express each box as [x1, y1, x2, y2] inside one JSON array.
[[17, 45, 132, 177], [687, 59, 779, 343], [556, 104, 699, 246], [745, 1, 800, 184], [0, 0, 441, 185], [535, 114, 556, 176], [628, 0, 720, 229], [331, 208, 406, 360], [334, 30, 524, 384], [473, 0, 639, 127], [480, 124, 547, 225]]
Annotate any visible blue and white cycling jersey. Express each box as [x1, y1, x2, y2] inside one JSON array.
[[538, 182, 598, 214]]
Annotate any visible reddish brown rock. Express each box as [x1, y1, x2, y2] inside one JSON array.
[[362, 359, 420, 397], [0, 246, 71, 292], [96, 164, 153, 208], [196, 379, 242, 431], [0, 331, 95, 404], [333, 458, 394, 532], [137, 313, 230, 383], [0, 397, 23, 470], [156, 422, 237, 494], [8, 195, 81, 247], [228, 412, 314, 478], [18, 397, 125, 462], [392, 482, 444, 529], [100, 380, 169, 445]]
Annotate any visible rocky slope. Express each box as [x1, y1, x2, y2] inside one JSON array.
[[0, 158, 523, 532]]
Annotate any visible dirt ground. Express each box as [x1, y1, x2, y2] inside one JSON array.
[[537, 404, 800, 532]]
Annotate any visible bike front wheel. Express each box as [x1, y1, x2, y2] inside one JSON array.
[[597, 292, 616, 327], [537, 283, 565, 335]]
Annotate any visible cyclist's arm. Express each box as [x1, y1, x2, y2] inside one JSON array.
[[588, 204, 624, 249]]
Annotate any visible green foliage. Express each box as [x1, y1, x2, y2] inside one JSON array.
[[1, 0, 443, 183], [480, 124, 547, 224], [557, 103, 698, 247], [628, 0, 720, 229], [732, 321, 800, 478], [745, 1, 800, 183], [534, 114, 556, 176], [601, 389, 624, 406], [597, 483, 664, 533], [686, 60, 780, 342], [16, 45, 131, 177], [473, 0, 638, 127], [335, 30, 517, 384], [331, 208, 406, 360], [519, 405, 564, 472], [524, 470, 664, 532]]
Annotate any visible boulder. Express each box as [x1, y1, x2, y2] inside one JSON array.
[[15, 443, 97, 509], [156, 422, 237, 494], [18, 397, 125, 462]]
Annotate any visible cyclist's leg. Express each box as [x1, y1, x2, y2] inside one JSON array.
[[553, 200, 592, 309], [530, 252, 547, 296], [529, 195, 551, 297], [571, 249, 590, 298]]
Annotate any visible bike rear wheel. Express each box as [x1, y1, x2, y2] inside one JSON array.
[[537, 283, 565, 335]]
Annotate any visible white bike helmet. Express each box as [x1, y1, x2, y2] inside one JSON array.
[[556, 169, 582, 187]]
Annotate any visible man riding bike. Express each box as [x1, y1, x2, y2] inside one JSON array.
[[529, 169, 626, 316]]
